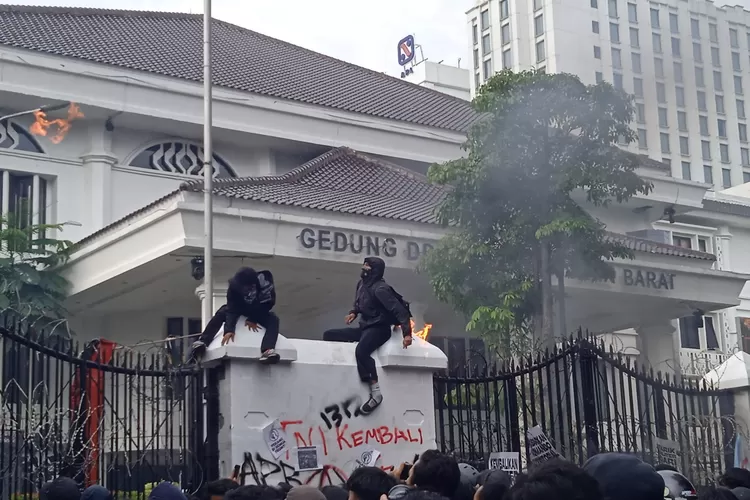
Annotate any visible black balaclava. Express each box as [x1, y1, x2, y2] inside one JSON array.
[[231, 267, 260, 303], [361, 257, 386, 283]]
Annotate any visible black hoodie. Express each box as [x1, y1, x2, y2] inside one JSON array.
[[351, 257, 412, 337], [225, 267, 276, 332]]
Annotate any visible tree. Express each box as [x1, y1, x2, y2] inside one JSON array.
[[421, 70, 653, 356], [0, 209, 75, 338]]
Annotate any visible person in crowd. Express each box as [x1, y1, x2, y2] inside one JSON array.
[[225, 486, 285, 500], [473, 470, 512, 500], [323, 257, 412, 415], [347, 466, 398, 500], [40, 477, 81, 500], [406, 450, 461, 499], [654, 464, 679, 472], [457, 464, 480, 489], [277, 484, 295, 499], [322, 485, 350, 500], [285, 486, 327, 500], [507, 459, 601, 500], [583, 453, 662, 500], [658, 469, 697, 500], [149, 482, 188, 500], [397, 491, 450, 500], [697, 486, 739, 500], [81, 485, 112, 500], [204, 479, 241, 500], [732, 487, 750, 500], [191, 267, 281, 364], [719, 468, 750, 490]]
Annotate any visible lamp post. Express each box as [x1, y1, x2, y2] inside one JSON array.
[[202, 0, 214, 324]]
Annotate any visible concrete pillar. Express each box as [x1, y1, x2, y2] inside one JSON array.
[[637, 321, 679, 375], [195, 284, 228, 327], [80, 121, 116, 231]]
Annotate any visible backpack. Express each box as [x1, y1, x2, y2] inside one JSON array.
[[389, 287, 413, 321], [257, 270, 275, 308]]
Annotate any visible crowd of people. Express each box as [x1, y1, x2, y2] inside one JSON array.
[[33, 449, 750, 500]]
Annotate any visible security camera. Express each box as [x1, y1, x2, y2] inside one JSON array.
[[190, 257, 205, 281]]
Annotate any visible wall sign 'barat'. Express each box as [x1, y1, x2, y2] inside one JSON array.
[[298, 228, 433, 261], [623, 268, 676, 290]]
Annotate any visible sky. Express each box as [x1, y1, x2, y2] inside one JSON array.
[[3, 0, 474, 77]]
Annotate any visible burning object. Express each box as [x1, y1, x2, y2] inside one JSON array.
[[29, 102, 84, 144]]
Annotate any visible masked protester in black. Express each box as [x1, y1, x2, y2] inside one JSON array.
[[190, 267, 280, 364], [323, 257, 412, 415]]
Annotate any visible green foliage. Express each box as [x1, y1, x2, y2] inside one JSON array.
[[421, 70, 653, 355], [0, 208, 75, 337]]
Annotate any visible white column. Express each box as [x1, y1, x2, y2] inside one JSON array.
[[80, 121, 116, 231], [637, 321, 679, 375], [195, 283, 228, 326]]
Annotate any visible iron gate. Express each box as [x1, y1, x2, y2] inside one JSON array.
[[0, 320, 207, 499], [433, 336, 737, 485]]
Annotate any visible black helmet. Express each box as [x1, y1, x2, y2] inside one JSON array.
[[458, 463, 480, 487], [658, 470, 697, 499]]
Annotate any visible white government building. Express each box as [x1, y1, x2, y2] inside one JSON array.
[[0, 5, 746, 380]]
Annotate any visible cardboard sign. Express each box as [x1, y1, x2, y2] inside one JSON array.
[[656, 438, 679, 469], [295, 446, 322, 471], [526, 426, 560, 463], [488, 451, 520, 480], [262, 419, 289, 460]]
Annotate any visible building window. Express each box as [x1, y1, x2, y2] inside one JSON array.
[[709, 23, 718, 43], [681, 161, 691, 180], [669, 12, 679, 33], [720, 143, 730, 163], [744, 171, 750, 183], [535, 15, 544, 37], [474, 49, 480, 69], [733, 52, 742, 72], [591, 0, 597, 6], [676, 86, 685, 107], [0, 119, 45, 154], [592, 20, 599, 34], [731, 28, 739, 48], [613, 72, 623, 89], [656, 82, 666, 103], [612, 47, 621, 67], [674, 61, 683, 83], [594, 45, 601, 59], [638, 128, 648, 148], [713, 70, 722, 91], [502, 24, 511, 45], [693, 42, 702, 63], [677, 111, 687, 131], [630, 27, 639, 48], [673, 235, 692, 248], [500, 0, 509, 20], [711, 47, 721, 67], [655, 57, 664, 78], [695, 67, 704, 87], [628, 2, 637, 23], [653, 33, 662, 53], [697, 90, 707, 111], [704, 165, 714, 183], [671, 37, 681, 57], [632, 52, 642, 73], [608, 0, 617, 17], [0, 170, 49, 233], [636, 103, 646, 123], [679, 315, 719, 351], [475, 72, 480, 89], [716, 94, 725, 114], [536, 40, 546, 62], [658, 107, 668, 128], [129, 140, 235, 178], [691, 18, 700, 39], [482, 34, 491, 55], [502, 48, 512, 69], [679, 136, 689, 155], [723, 168, 732, 187], [650, 8, 660, 28], [472, 24, 478, 45], [736, 75, 744, 95], [740, 123, 748, 142], [660, 133, 671, 153], [743, 148, 750, 166], [633, 77, 644, 97], [483, 58, 493, 80], [534, 0, 543, 10], [718, 119, 727, 138], [738, 99, 746, 119], [701, 140, 711, 160], [595, 71, 603, 83], [610, 22, 620, 43], [700, 116, 709, 136], [481, 10, 490, 30]]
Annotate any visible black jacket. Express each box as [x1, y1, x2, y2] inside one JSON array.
[[225, 267, 276, 332], [350, 257, 412, 337]]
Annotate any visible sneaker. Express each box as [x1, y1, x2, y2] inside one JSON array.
[[359, 395, 382, 416], [259, 349, 281, 365], [188, 341, 207, 363]]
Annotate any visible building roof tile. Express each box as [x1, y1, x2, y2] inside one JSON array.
[[0, 5, 477, 133]]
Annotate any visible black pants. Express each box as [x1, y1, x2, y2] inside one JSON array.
[[198, 305, 280, 353], [323, 325, 392, 382]]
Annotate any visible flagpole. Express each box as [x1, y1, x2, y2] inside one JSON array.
[[202, 0, 214, 325]]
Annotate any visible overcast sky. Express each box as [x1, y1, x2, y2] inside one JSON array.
[[4, 0, 474, 76]]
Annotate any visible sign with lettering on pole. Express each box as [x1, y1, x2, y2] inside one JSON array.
[[655, 438, 680, 469], [526, 426, 560, 464], [488, 451, 520, 481]]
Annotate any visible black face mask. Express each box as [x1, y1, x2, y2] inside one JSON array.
[[360, 269, 369, 279]]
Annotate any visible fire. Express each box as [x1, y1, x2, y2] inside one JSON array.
[[30, 103, 84, 144], [411, 319, 433, 341]]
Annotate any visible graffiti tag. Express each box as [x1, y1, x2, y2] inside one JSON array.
[[320, 397, 364, 429]]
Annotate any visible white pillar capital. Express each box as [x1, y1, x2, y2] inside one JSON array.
[[195, 283, 228, 326]]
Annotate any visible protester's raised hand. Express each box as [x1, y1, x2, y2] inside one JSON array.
[[221, 332, 236, 346], [245, 320, 259, 331], [345, 312, 357, 325]]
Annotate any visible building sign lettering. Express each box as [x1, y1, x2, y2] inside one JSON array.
[[622, 268, 675, 290], [298, 228, 433, 261]]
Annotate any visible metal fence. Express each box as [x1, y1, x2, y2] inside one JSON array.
[[0, 320, 206, 499], [433, 335, 737, 485]]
